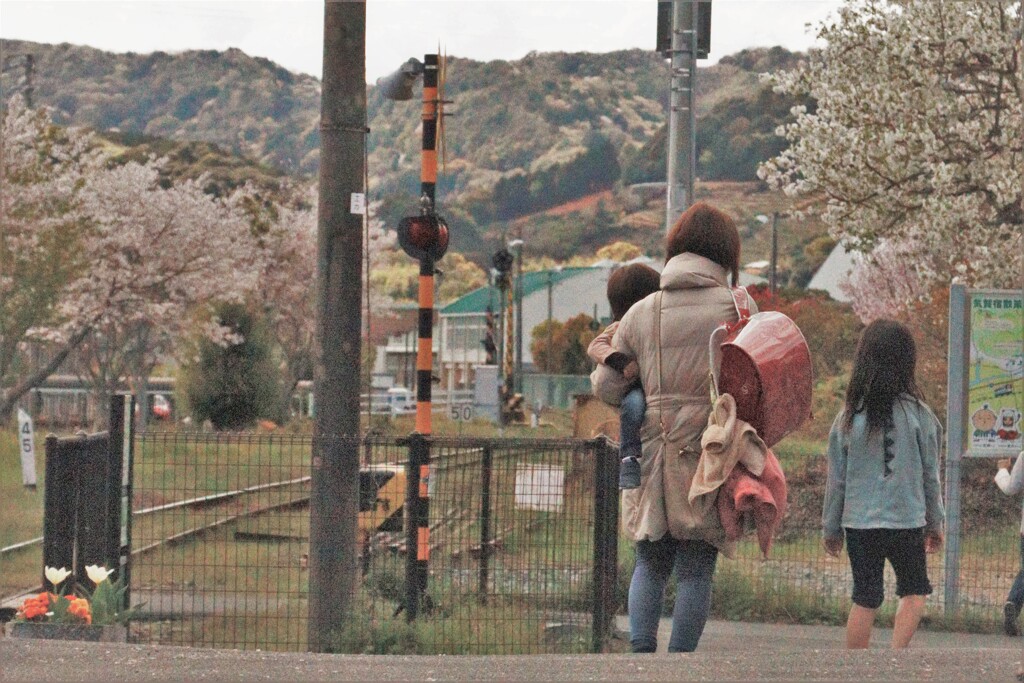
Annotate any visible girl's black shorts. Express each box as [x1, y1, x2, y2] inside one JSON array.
[[845, 527, 932, 609]]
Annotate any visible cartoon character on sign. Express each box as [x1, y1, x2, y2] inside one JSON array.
[[997, 407, 1022, 441], [972, 404, 998, 439]]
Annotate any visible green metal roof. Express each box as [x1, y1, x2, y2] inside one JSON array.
[[440, 267, 594, 315]]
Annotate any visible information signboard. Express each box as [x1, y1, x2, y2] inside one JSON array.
[[967, 290, 1023, 456]]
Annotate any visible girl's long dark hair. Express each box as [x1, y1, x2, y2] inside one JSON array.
[[843, 319, 924, 432]]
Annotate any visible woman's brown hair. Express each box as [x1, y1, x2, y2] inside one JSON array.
[[665, 202, 741, 286]]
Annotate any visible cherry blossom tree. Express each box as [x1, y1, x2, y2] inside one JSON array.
[[759, 0, 1023, 291], [1, 97, 265, 423], [838, 239, 933, 322], [1, 97, 100, 420], [69, 161, 262, 426], [248, 189, 395, 417]]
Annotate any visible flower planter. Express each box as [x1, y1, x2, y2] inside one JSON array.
[[5, 622, 127, 642]]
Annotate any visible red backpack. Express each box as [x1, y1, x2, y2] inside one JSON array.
[[709, 287, 812, 448]]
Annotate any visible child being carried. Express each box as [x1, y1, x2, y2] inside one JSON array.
[[586, 263, 661, 489]]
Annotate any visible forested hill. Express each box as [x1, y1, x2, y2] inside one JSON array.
[[0, 39, 804, 197]]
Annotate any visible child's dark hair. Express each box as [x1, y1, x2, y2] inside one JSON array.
[[607, 263, 661, 321], [843, 319, 924, 432]]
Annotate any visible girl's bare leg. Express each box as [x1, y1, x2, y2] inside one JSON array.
[[846, 604, 876, 649], [891, 595, 926, 648]]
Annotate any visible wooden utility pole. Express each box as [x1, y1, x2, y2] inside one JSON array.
[[309, 0, 365, 653]]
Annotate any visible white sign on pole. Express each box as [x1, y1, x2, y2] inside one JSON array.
[[17, 409, 37, 488], [514, 464, 565, 512], [350, 192, 367, 215]]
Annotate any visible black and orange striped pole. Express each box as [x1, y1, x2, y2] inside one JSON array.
[[395, 53, 448, 621]]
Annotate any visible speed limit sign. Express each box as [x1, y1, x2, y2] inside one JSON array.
[[450, 405, 474, 421]]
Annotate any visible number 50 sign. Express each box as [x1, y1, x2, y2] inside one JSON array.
[[450, 405, 474, 422]]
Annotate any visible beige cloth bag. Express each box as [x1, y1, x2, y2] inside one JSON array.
[[688, 393, 768, 515]]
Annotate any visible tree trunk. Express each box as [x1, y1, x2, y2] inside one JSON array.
[[0, 326, 91, 424]]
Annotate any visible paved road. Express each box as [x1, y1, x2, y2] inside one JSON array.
[[616, 616, 1021, 653], [3, 620, 1022, 682]]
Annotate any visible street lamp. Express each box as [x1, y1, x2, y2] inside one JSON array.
[[508, 239, 524, 395], [546, 265, 563, 408]]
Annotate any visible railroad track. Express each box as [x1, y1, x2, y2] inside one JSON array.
[[0, 475, 313, 609]]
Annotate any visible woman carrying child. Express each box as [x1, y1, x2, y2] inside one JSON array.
[[587, 263, 661, 489], [822, 319, 945, 649], [591, 202, 753, 653]]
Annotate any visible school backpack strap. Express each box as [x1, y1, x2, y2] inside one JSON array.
[[729, 285, 751, 325], [709, 285, 752, 403]]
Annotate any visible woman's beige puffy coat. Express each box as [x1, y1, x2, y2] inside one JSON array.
[[591, 253, 756, 552]]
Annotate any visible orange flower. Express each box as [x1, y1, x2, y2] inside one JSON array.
[[67, 597, 92, 624], [16, 594, 51, 620]]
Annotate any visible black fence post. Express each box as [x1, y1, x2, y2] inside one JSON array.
[[107, 394, 135, 608], [42, 434, 74, 590], [478, 443, 493, 604], [74, 433, 110, 586], [404, 432, 431, 621], [591, 436, 619, 653]]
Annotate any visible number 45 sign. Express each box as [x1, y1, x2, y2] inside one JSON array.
[[450, 405, 474, 422], [17, 409, 37, 489]]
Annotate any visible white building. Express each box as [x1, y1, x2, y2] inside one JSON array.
[[418, 259, 765, 393]]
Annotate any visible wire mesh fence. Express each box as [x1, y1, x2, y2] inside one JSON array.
[[124, 431, 618, 654], [128, 432, 313, 651], [611, 450, 1023, 634], [5, 428, 1021, 651]]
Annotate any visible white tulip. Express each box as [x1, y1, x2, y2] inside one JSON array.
[[85, 564, 114, 585], [44, 566, 71, 586]]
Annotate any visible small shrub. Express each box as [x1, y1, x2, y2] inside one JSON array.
[[179, 302, 283, 430]]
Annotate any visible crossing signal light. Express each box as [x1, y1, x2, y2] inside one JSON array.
[[398, 214, 450, 261]]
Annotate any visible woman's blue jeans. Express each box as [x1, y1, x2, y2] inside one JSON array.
[[619, 386, 646, 460], [628, 536, 718, 653], [1009, 536, 1024, 609]]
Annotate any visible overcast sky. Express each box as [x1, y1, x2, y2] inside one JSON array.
[[1, 0, 843, 82]]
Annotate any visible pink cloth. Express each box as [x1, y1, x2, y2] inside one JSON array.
[[717, 449, 787, 558], [586, 321, 621, 365]]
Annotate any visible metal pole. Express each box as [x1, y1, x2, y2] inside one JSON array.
[[107, 394, 135, 610], [943, 283, 969, 615], [547, 270, 554, 406], [769, 211, 779, 296], [497, 278, 507, 390], [514, 243, 524, 395], [309, 0, 365, 653], [407, 53, 440, 619], [478, 443, 493, 604], [665, 0, 697, 233]]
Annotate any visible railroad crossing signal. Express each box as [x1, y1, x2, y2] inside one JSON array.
[[397, 213, 450, 262]]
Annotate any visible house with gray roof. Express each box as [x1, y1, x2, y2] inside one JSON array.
[[806, 242, 856, 302]]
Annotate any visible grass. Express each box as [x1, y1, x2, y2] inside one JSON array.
[[0, 429, 47, 601]]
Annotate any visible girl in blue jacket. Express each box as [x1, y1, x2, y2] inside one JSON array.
[[822, 319, 945, 649]]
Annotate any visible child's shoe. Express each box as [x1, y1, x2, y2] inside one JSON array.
[[1004, 601, 1020, 636], [619, 455, 641, 489]]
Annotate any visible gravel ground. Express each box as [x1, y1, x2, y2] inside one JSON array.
[[3, 620, 1023, 682]]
